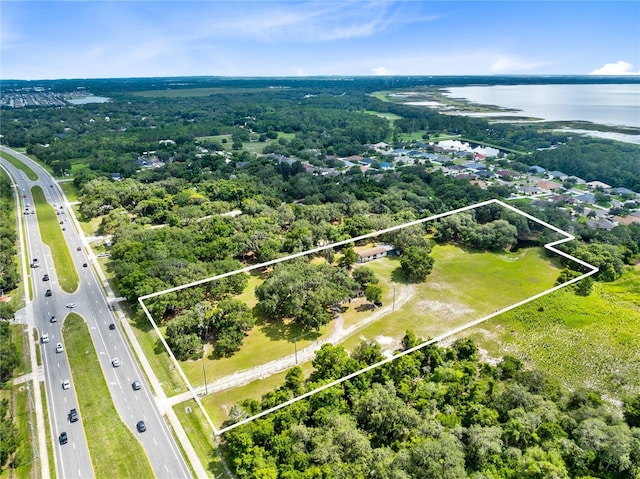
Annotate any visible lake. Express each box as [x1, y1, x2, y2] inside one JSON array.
[[444, 84, 640, 129]]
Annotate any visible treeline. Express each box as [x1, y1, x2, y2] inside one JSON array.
[[518, 138, 640, 191], [223, 336, 640, 479], [0, 172, 18, 293]]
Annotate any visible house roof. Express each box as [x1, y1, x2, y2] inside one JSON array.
[[536, 180, 562, 191], [357, 244, 395, 258]]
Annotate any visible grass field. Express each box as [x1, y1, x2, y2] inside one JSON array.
[[340, 245, 561, 352], [32, 186, 79, 293], [1, 151, 38, 181], [59, 181, 80, 202], [174, 245, 561, 425], [469, 266, 640, 399], [63, 313, 155, 479], [174, 401, 226, 478]]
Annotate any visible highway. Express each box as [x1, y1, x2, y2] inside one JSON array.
[[1, 146, 192, 478]]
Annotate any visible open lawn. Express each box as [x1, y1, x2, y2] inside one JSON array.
[[63, 313, 155, 479], [1, 151, 38, 181], [469, 267, 640, 400], [32, 186, 78, 293], [177, 245, 560, 401], [340, 245, 561, 353]]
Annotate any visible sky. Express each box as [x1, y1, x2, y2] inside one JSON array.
[[1, 1, 639, 80]]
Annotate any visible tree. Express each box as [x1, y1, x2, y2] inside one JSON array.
[[400, 246, 434, 282], [256, 260, 357, 330], [352, 266, 378, 289], [623, 394, 640, 428], [338, 245, 358, 269], [364, 283, 383, 306]]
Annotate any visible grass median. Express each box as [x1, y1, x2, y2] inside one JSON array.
[[63, 313, 154, 479], [0, 151, 38, 181], [32, 186, 78, 293]]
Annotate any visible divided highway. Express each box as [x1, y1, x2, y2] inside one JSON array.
[[1, 147, 192, 478]]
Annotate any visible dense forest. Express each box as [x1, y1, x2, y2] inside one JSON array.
[[223, 336, 640, 478], [0, 172, 19, 293]]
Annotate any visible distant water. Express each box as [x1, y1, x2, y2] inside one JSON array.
[[444, 84, 640, 128], [67, 96, 110, 105]]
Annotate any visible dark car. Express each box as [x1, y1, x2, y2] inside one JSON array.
[[50, 315, 57, 323], [82, 263, 88, 268], [136, 420, 146, 433], [109, 323, 116, 330], [45, 289, 52, 297], [43, 274, 49, 281], [69, 408, 78, 423], [132, 380, 141, 391], [59, 432, 68, 445]]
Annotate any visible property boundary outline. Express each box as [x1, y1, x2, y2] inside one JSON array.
[[138, 199, 598, 435]]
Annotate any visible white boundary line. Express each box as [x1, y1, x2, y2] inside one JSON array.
[[138, 199, 598, 436]]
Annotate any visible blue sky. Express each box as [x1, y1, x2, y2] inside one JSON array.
[[1, 1, 639, 80]]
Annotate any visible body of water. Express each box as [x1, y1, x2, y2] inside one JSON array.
[[67, 96, 110, 105], [444, 84, 640, 129]]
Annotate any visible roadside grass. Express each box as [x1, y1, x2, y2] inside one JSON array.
[[129, 309, 188, 396], [41, 382, 55, 479], [11, 386, 35, 479], [0, 324, 35, 478], [31, 186, 79, 293], [469, 267, 640, 399], [0, 151, 38, 181], [10, 324, 28, 375], [59, 181, 80, 203], [73, 205, 102, 236], [174, 400, 227, 478], [63, 313, 155, 479], [202, 362, 315, 429]]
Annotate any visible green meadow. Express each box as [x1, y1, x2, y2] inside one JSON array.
[[470, 266, 640, 399]]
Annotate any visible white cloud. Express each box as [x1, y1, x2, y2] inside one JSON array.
[[589, 60, 640, 75], [372, 66, 390, 75]]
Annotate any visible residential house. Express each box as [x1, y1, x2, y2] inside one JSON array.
[[586, 180, 612, 190], [529, 165, 546, 175], [548, 170, 568, 181], [586, 218, 616, 230], [357, 244, 395, 263], [536, 180, 563, 192]]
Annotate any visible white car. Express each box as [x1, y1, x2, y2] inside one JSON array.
[[62, 379, 70, 390], [41, 333, 49, 343], [66, 303, 76, 309], [112, 358, 121, 367], [55, 343, 64, 353]]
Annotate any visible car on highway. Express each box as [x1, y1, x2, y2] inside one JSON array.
[[136, 421, 146, 433], [69, 408, 78, 423], [59, 432, 68, 445], [43, 274, 49, 281], [31, 262, 39, 268], [41, 333, 49, 343], [45, 289, 52, 297], [82, 263, 88, 267], [132, 380, 141, 391], [112, 358, 121, 367], [66, 303, 76, 309], [76, 246, 82, 251], [59, 220, 64, 224], [109, 323, 116, 330], [62, 379, 70, 390], [55, 343, 64, 353], [50, 315, 57, 323]]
